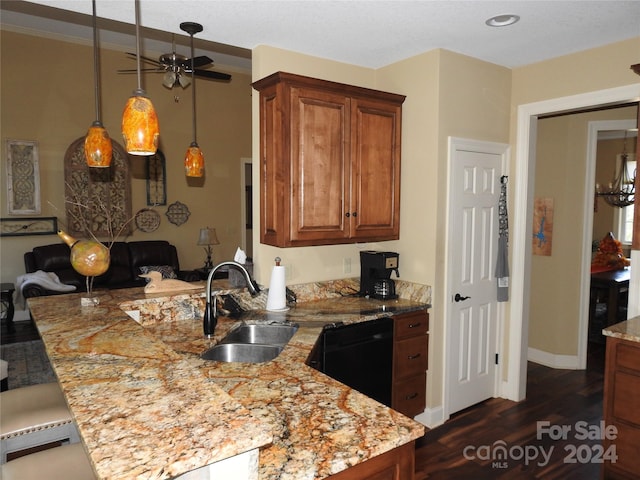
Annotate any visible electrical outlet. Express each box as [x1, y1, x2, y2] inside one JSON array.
[[343, 257, 352, 274]]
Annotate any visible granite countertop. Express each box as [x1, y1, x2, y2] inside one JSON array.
[[603, 314, 640, 343], [28, 280, 427, 480]]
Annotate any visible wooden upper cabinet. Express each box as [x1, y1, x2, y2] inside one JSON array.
[[253, 72, 405, 247]]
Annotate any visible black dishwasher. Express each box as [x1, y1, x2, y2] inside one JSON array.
[[314, 317, 393, 407]]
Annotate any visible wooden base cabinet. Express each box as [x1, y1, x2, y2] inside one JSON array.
[[327, 441, 415, 480], [252, 72, 405, 247], [392, 311, 429, 417], [603, 337, 640, 479]]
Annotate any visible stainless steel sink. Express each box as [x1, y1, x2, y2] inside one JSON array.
[[201, 323, 298, 363], [222, 323, 299, 346], [201, 343, 283, 363]]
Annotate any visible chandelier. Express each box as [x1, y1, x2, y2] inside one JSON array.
[[595, 132, 636, 208]]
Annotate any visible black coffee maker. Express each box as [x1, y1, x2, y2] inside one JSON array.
[[359, 250, 400, 299]]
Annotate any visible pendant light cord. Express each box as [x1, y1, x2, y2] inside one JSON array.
[[190, 33, 197, 144], [92, 0, 101, 123], [134, 0, 142, 92]]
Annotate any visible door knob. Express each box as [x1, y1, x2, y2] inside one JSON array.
[[454, 293, 470, 302]]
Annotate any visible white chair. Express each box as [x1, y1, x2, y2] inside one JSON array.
[[1, 443, 95, 480], [0, 382, 80, 463]]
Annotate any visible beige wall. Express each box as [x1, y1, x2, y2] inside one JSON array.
[[0, 30, 253, 285]]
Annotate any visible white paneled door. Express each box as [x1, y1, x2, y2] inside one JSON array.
[[445, 138, 508, 416]]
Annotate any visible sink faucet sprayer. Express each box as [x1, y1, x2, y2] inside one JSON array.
[[203, 261, 261, 337]]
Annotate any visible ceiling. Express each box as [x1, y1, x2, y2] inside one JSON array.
[[2, 0, 640, 74]]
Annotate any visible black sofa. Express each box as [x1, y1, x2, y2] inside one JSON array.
[[23, 240, 199, 299]]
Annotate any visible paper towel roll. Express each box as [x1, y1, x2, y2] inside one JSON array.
[[266, 265, 287, 311]]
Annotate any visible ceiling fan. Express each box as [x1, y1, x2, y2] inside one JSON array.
[[118, 22, 231, 89]]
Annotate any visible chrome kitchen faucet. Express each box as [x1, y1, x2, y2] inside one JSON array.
[[203, 261, 261, 337]]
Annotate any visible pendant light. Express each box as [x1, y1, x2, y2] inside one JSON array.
[[84, 0, 112, 167], [121, 0, 159, 156], [181, 21, 205, 178]]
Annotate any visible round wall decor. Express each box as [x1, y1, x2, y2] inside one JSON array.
[[165, 201, 190, 226], [135, 208, 161, 233]]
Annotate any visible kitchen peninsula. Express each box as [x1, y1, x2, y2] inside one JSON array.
[[28, 281, 427, 479]]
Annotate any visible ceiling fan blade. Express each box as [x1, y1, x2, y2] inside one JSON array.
[[177, 55, 213, 69], [192, 56, 214, 68], [194, 69, 232, 81], [126, 52, 161, 67], [118, 68, 164, 73]]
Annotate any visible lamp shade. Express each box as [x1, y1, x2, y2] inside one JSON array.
[[185, 142, 205, 177], [85, 121, 112, 167], [122, 89, 160, 155], [197, 227, 219, 246]]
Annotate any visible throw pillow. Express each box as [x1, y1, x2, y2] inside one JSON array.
[[139, 265, 177, 282]]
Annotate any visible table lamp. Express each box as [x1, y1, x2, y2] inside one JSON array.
[[197, 227, 219, 270]]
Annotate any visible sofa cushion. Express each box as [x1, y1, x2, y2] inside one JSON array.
[[32, 244, 72, 272], [128, 241, 180, 273], [103, 242, 133, 286]]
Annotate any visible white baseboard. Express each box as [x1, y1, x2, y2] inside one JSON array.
[[527, 347, 581, 369], [413, 405, 446, 429]]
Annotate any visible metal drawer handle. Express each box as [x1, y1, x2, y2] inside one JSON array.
[[408, 323, 421, 328], [405, 393, 419, 400], [407, 353, 421, 360]]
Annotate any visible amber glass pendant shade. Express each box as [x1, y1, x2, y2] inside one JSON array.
[[121, 89, 160, 155], [185, 142, 205, 177], [85, 121, 113, 168]]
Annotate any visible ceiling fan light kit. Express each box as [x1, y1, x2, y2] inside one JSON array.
[[182, 21, 205, 178], [121, 0, 159, 156], [85, 0, 112, 168]]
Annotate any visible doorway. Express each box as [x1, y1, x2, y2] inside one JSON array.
[[585, 120, 635, 347], [507, 84, 639, 402]]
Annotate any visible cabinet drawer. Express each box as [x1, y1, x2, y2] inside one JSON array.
[[394, 336, 428, 379], [616, 342, 640, 372], [607, 421, 640, 478], [394, 311, 428, 339], [393, 374, 426, 418], [613, 370, 640, 426]]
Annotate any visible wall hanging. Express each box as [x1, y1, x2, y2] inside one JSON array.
[[64, 137, 132, 237], [6, 139, 40, 215], [165, 201, 190, 226], [532, 197, 554, 256], [146, 150, 167, 206], [0, 217, 57, 237], [135, 208, 161, 233]]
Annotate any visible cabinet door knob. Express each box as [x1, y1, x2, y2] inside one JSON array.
[[352, 212, 357, 217], [345, 212, 350, 218]]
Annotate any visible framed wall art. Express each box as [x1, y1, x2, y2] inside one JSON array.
[[0, 217, 58, 237], [6, 139, 41, 214], [532, 197, 554, 256], [146, 150, 167, 206]]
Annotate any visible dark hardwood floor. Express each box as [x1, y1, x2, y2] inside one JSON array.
[[415, 342, 607, 479]]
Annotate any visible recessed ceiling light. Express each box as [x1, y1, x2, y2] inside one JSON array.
[[485, 14, 520, 27]]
